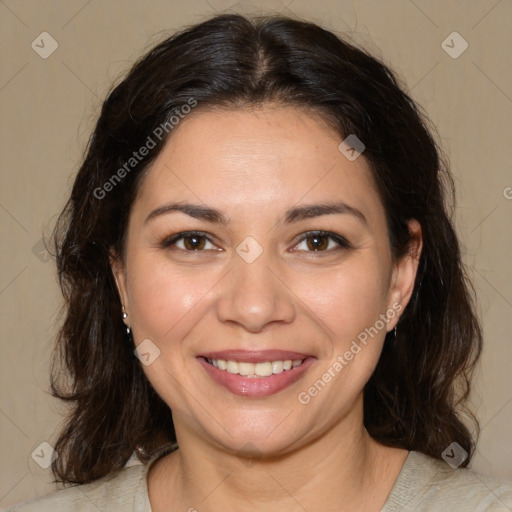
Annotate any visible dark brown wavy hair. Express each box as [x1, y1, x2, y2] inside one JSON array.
[[49, 13, 482, 485]]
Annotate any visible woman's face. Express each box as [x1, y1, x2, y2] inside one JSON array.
[[112, 105, 421, 456]]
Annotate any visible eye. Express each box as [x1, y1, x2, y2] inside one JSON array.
[[161, 231, 218, 251], [292, 231, 351, 253], [160, 230, 351, 254]]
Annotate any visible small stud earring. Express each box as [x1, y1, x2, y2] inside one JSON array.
[[122, 306, 131, 336]]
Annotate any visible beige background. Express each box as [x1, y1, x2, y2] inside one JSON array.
[[1, 0, 511, 507]]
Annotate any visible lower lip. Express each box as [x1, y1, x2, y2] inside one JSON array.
[[197, 356, 316, 397]]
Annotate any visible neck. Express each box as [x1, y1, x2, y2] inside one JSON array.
[[148, 400, 408, 512]]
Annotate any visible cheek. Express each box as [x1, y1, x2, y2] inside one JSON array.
[[302, 260, 390, 342], [127, 255, 223, 350], [126, 257, 224, 413], [294, 263, 390, 410]]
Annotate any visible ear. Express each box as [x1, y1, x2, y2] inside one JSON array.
[[386, 219, 423, 331], [109, 247, 130, 326]]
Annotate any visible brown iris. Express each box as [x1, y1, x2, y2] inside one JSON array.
[[183, 235, 206, 250], [305, 235, 329, 251]]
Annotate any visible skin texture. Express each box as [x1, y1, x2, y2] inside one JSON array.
[[111, 104, 422, 511]]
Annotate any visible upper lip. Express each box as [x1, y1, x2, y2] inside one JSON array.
[[198, 350, 314, 363]]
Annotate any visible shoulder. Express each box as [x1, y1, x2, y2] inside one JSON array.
[[383, 450, 512, 511], [4, 463, 149, 512]]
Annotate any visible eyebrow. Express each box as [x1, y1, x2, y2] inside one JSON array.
[[144, 200, 368, 226]]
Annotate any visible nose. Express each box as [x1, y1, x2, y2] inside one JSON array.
[[215, 248, 297, 333]]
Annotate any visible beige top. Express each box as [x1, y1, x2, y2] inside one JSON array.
[[6, 445, 512, 511]]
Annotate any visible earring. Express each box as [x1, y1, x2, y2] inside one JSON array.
[[393, 318, 400, 346], [122, 306, 131, 336]]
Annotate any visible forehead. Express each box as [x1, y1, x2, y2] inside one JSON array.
[[132, 105, 385, 227]]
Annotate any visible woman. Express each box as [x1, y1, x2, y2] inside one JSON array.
[[8, 13, 512, 512]]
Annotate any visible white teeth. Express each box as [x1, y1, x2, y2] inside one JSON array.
[[238, 362, 254, 376], [226, 360, 238, 373], [206, 358, 305, 377], [254, 362, 273, 377], [272, 361, 284, 374]]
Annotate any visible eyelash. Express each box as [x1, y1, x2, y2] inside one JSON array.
[[160, 230, 352, 254]]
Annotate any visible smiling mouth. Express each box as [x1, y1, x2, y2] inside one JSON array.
[[204, 357, 305, 378]]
